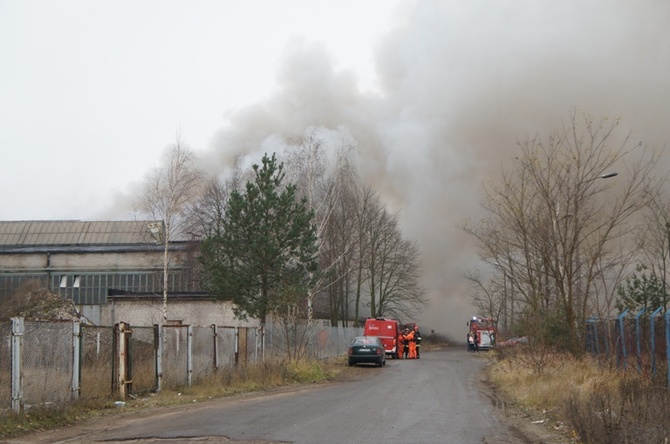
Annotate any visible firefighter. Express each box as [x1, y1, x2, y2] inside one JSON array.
[[397, 330, 405, 359], [406, 328, 417, 359], [402, 328, 410, 359], [414, 326, 422, 359], [467, 332, 475, 352]]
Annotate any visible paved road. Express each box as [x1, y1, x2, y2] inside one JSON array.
[[7, 348, 534, 444]]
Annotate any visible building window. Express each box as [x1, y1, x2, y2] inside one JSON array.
[[73, 275, 81, 288], [59, 276, 68, 288]]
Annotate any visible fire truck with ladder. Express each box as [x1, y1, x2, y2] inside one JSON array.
[[467, 316, 497, 350]]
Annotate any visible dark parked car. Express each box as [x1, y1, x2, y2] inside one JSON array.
[[348, 336, 386, 367]]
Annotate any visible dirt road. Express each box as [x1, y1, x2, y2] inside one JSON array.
[[3, 348, 569, 444]]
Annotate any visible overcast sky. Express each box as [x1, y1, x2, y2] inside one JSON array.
[[3, 0, 669, 336], [0, 0, 406, 220]]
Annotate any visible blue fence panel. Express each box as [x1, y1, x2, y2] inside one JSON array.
[[586, 308, 670, 386]]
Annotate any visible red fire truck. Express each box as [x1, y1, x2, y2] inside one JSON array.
[[363, 317, 401, 359], [467, 316, 497, 350]]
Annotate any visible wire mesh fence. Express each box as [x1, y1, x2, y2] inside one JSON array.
[[22, 320, 74, 409], [0, 320, 11, 412], [191, 326, 216, 383], [215, 326, 237, 369], [128, 325, 157, 394], [80, 325, 114, 400], [162, 325, 189, 388], [263, 321, 359, 361], [2, 317, 361, 416], [585, 310, 670, 385]]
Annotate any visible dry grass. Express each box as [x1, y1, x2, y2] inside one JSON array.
[[488, 348, 619, 409], [487, 346, 670, 443]]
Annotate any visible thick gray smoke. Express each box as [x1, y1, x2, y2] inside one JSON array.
[[199, 0, 670, 338]]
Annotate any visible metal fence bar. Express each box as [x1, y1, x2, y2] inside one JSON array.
[[604, 319, 611, 356], [586, 318, 598, 354], [635, 308, 645, 374], [650, 307, 662, 376], [617, 310, 628, 370], [585, 309, 670, 387]]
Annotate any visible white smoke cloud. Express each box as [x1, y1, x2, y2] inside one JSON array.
[[197, 0, 670, 338]]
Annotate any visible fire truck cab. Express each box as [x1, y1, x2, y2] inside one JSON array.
[[467, 316, 496, 350]]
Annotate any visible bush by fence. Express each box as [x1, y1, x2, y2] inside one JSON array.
[[1, 318, 361, 415]]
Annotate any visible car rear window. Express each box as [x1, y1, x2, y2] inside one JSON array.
[[352, 337, 379, 346]]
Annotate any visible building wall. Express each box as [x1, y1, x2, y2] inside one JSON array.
[[1, 252, 50, 269], [50, 251, 165, 269], [100, 298, 258, 328], [1, 250, 170, 270]]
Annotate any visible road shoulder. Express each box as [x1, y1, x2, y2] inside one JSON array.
[[478, 367, 577, 443]]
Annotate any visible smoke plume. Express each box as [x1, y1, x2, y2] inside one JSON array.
[[199, 1, 670, 338]]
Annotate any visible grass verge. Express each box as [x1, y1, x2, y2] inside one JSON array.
[[486, 346, 670, 443]]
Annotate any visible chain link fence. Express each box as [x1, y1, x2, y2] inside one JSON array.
[[128, 325, 157, 394], [2, 318, 361, 416], [80, 325, 114, 400], [22, 320, 74, 409], [0, 320, 11, 413]]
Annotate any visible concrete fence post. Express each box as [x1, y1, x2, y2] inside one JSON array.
[[116, 322, 131, 399], [11, 317, 24, 414], [187, 325, 193, 387], [212, 324, 219, 370], [154, 324, 163, 392], [72, 321, 81, 400]]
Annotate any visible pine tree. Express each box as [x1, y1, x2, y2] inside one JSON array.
[[200, 153, 318, 324], [615, 264, 668, 314]]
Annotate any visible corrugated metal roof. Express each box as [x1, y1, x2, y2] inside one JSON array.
[[0, 220, 163, 246]]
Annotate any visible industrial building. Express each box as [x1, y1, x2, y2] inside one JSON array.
[[0, 220, 250, 326]]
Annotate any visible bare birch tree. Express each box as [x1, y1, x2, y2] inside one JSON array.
[[284, 132, 361, 325], [135, 136, 204, 323]]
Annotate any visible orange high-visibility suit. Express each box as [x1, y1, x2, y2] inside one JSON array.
[[406, 330, 417, 359], [396, 332, 405, 359]]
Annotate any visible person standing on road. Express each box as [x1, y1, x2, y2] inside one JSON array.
[[402, 328, 410, 359], [406, 328, 417, 359], [467, 332, 475, 352], [414, 326, 422, 359], [397, 330, 405, 359]]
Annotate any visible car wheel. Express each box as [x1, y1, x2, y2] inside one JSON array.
[[348, 360, 355, 367]]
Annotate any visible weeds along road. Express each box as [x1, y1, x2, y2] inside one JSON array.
[[7, 348, 542, 444]]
